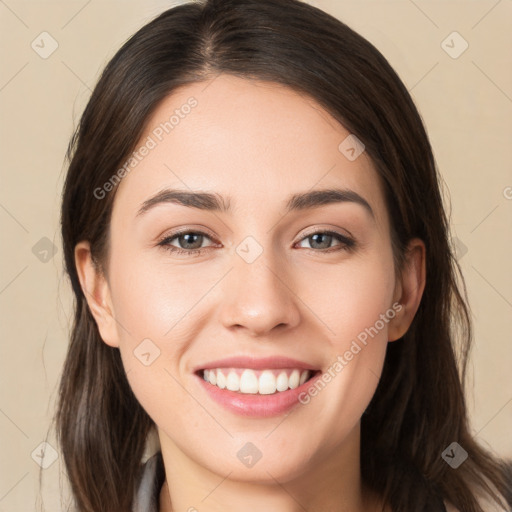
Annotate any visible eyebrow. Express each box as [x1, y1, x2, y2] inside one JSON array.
[[136, 187, 375, 219]]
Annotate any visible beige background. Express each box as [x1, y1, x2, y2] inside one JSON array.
[[0, 0, 511, 510]]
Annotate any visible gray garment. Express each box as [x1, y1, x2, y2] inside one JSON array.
[[132, 451, 165, 512], [131, 451, 448, 512], [129, 451, 512, 511]]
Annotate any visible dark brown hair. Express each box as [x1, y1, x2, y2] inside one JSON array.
[[55, 0, 511, 510]]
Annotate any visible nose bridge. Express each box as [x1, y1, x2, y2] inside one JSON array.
[[218, 234, 300, 336]]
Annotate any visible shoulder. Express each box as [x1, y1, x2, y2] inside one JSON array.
[[444, 495, 510, 512], [444, 461, 512, 512]]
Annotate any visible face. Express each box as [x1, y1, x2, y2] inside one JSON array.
[[82, 74, 414, 484]]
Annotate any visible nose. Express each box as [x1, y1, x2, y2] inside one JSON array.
[[218, 247, 301, 338]]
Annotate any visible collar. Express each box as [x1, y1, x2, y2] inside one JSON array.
[[132, 451, 165, 512]]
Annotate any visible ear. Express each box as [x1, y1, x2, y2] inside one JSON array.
[[74, 241, 119, 348], [388, 238, 426, 342]]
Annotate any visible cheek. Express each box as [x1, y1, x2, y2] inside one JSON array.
[[293, 249, 395, 423], [110, 265, 195, 425], [300, 249, 396, 347], [107, 251, 229, 414], [109, 238, 396, 384], [109, 251, 216, 343]]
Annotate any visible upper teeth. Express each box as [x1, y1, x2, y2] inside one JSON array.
[[203, 368, 311, 395]]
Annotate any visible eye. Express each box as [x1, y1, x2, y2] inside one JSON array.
[[295, 230, 355, 253], [157, 228, 355, 257], [157, 229, 217, 257]]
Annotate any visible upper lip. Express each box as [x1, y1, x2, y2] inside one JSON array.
[[193, 356, 319, 373]]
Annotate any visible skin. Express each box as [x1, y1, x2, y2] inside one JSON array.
[[75, 74, 426, 512]]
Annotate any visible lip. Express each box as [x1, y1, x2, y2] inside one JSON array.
[[194, 369, 323, 418], [192, 355, 319, 372]]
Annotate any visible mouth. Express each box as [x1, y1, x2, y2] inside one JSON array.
[[191, 355, 323, 417], [194, 367, 322, 395], [193, 366, 323, 417]]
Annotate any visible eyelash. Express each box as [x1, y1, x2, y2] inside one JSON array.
[[156, 228, 356, 257]]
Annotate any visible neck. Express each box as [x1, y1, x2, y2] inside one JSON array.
[[158, 424, 382, 512]]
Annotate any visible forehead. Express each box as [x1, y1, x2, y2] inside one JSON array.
[[112, 74, 388, 228]]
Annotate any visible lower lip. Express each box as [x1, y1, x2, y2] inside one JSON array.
[[195, 371, 322, 418]]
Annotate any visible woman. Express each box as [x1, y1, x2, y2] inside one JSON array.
[[55, 0, 512, 511]]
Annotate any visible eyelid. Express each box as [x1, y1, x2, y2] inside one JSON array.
[[156, 225, 353, 247], [298, 224, 354, 241], [156, 225, 356, 258], [156, 225, 218, 244]]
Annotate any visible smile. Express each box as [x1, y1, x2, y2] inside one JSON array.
[[201, 367, 314, 395], [194, 368, 322, 418]]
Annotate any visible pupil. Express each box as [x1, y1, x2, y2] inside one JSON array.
[[182, 233, 201, 249], [311, 233, 331, 249]]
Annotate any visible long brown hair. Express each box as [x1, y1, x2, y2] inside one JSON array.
[[55, 0, 511, 510]]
